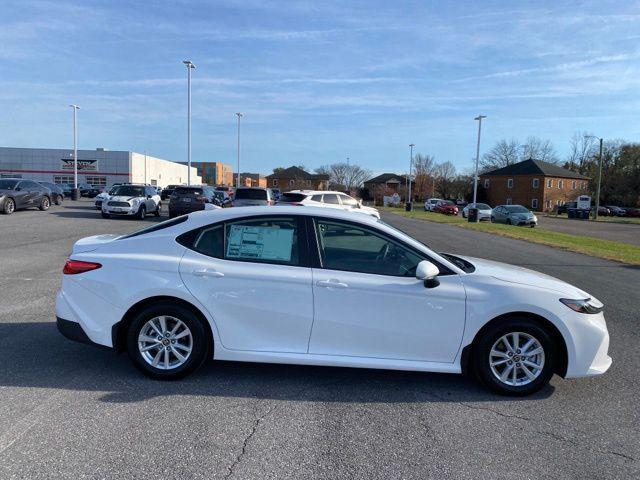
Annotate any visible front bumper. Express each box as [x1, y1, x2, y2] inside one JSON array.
[[562, 310, 612, 378], [103, 204, 137, 215]]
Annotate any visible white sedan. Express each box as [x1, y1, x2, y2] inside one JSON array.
[[56, 206, 611, 396], [462, 203, 493, 221]]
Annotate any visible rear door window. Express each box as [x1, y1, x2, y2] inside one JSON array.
[[322, 194, 340, 205], [235, 189, 268, 200]]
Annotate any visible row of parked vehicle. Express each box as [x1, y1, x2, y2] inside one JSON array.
[[0, 178, 68, 214], [557, 202, 640, 217], [424, 198, 538, 227], [94, 183, 381, 221]]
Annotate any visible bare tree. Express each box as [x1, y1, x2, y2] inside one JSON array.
[[480, 139, 519, 171], [434, 161, 457, 199], [521, 136, 559, 163], [412, 153, 436, 200], [317, 162, 371, 190], [566, 132, 597, 171]]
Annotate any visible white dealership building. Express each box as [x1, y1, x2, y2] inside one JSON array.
[[0, 147, 201, 187]]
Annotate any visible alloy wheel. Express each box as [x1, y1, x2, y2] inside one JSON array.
[[489, 331, 545, 387], [138, 316, 193, 370], [6, 199, 15, 214]]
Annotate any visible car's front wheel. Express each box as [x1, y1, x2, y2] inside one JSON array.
[[473, 318, 556, 396], [2, 198, 15, 214], [154, 202, 161, 216], [126, 302, 210, 380]]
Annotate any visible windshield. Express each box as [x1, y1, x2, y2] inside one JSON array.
[[505, 205, 529, 213], [112, 186, 145, 197], [0, 180, 19, 189], [235, 188, 268, 200]]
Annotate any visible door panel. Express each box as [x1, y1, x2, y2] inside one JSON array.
[[180, 250, 314, 353], [309, 269, 466, 362]]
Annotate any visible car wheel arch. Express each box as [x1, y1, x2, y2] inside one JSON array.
[[113, 295, 214, 356], [462, 311, 568, 378]]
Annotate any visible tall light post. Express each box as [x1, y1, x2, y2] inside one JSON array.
[[235, 112, 243, 188], [407, 143, 415, 210], [69, 104, 80, 199], [183, 60, 196, 185], [585, 135, 604, 220], [472, 115, 487, 205]]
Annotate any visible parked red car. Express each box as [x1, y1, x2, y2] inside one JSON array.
[[433, 200, 459, 215], [626, 207, 640, 217]]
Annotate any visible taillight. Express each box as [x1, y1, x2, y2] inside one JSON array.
[[63, 259, 102, 275]]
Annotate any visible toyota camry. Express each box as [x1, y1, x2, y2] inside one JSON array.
[[56, 206, 611, 395]]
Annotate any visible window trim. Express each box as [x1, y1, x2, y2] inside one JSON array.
[[484, 178, 490, 188], [532, 178, 539, 188], [507, 178, 513, 189], [178, 214, 310, 268], [531, 198, 538, 209], [308, 216, 453, 277], [547, 179, 553, 188]]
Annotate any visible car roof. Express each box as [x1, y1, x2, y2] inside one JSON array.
[[287, 190, 347, 195]]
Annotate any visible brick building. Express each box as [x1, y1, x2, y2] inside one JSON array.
[[479, 159, 589, 212], [234, 172, 267, 188], [266, 166, 329, 192], [363, 173, 411, 203], [180, 161, 233, 186]]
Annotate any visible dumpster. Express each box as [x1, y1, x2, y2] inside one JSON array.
[[71, 188, 80, 201], [405, 202, 413, 212], [467, 207, 479, 223]]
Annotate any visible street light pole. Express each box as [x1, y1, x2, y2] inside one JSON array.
[[69, 104, 80, 199], [183, 60, 196, 185], [236, 113, 243, 188], [408, 143, 415, 209], [585, 135, 604, 220], [472, 115, 487, 205]]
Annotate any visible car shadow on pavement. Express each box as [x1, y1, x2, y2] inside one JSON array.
[[0, 322, 555, 404], [49, 210, 166, 222]]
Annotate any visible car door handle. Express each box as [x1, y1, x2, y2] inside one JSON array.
[[316, 279, 348, 289], [192, 268, 224, 278]]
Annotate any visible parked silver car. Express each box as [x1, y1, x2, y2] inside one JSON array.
[[232, 187, 275, 207], [491, 205, 537, 227], [462, 203, 492, 221]]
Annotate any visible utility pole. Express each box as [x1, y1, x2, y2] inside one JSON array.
[[69, 104, 80, 200], [595, 137, 603, 220], [472, 115, 487, 205], [408, 143, 415, 210]]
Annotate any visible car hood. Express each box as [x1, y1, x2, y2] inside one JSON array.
[[457, 255, 591, 298], [107, 195, 142, 203], [72, 234, 120, 254], [359, 205, 379, 215]]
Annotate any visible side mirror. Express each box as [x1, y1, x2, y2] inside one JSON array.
[[416, 260, 440, 288]]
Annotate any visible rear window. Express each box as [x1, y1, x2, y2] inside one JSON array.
[[235, 189, 268, 200], [279, 193, 307, 203], [119, 216, 189, 240], [175, 187, 203, 195]]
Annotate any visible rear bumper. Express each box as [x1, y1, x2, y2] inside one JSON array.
[[56, 317, 109, 348], [169, 204, 205, 215]]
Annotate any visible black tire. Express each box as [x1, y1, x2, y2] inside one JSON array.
[[490, 216, 495, 223], [472, 317, 556, 396], [506, 219, 511, 225], [530, 224, 535, 228], [39, 196, 50, 211], [126, 302, 210, 380], [54, 194, 62, 206], [137, 205, 146, 220], [154, 203, 161, 216], [2, 198, 15, 214], [101, 212, 110, 219]]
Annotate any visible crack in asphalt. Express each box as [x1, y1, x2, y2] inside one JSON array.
[[428, 393, 636, 463]]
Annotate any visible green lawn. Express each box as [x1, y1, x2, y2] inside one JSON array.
[[546, 213, 640, 225], [382, 207, 640, 265]]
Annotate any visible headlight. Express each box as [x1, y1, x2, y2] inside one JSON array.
[[560, 297, 603, 314]]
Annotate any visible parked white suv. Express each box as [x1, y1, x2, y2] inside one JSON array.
[[102, 184, 161, 220], [424, 198, 444, 211], [277, 190, 380, 218]]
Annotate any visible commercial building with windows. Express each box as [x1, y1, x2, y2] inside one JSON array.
[[178, 161, 233, 186], [0, 147, 200, 187]]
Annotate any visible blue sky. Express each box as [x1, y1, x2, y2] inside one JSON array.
[[1, 0, 639, 176]]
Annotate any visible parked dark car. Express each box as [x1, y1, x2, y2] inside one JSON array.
[[59, 183, 74, 197], [85, 185, 103, 198], [168, 185, 221, 218], [76, 183, 93, 197], [213, 190, 232, 207], [604, 205, 626, 217], [433, 200, 459, 215], [626, 207, 640, 218], [161, 184, 181, 200], [0, 178, 52, 214], [592, 206, 611, 216], [37, 181, 64, 205], [557, 201, 577, 215]]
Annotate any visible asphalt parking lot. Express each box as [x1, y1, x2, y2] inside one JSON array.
[[537, 215, 640, 246], [0, 200, 638, 479]]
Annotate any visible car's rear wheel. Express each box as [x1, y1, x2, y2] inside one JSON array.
[[473, 318, 556, 396], [506, 219, 511, 225], [490, 216, 495, 223], [3, 198, 15, 214], [54, 194, 62, 205], [101, 212, 110, 218], [137, 205, 146, 220], [39, 196, 50, 211], [154, 202, 161, 216], [126, 302, 209, 379]]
